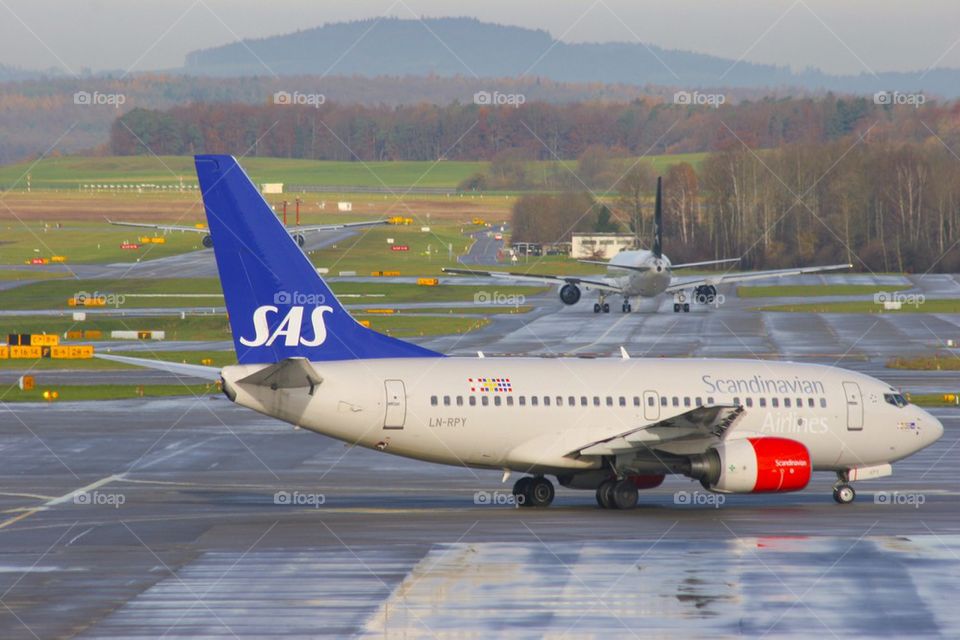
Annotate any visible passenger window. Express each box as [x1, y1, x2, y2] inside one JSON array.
[[581, 396, 588, 406], [606, 397, 613, 407], [506, 396, 514, 406], [695, 397, 703, 407], [443, 395, 450, 406], [647, 396, 655, 407], [456, 396, 463, 406], [684, 397, 691, 407], [820, 398, 827, 408], [569, 396, 576, 406], [634, 396, 641, 407], [759, 398, 767, 408], [519, 396, 526, 406], [531, 396, 539, 406], [746, 397, 753, 408], [619, 397, 626, 407], [494, 396, 501, 406], [543, 396, 551, 407], [430, 396, 438, 406], [771, 398, 779, 408], [481, 396, 489, 406], [557, 396, 564, 406], [807, 398, 814, 408], [660, 396, 668, 406], [593, 396, 601, 406], [672, 397, 679, 407], [796, 398, 803, 407], [784, 398, 791, 408], [469, 396, 476, 406], [734, 397, 740, 406], [707, 397, 715, 405]]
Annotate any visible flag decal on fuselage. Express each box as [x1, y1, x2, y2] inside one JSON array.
[[469, 377, 513, 393]]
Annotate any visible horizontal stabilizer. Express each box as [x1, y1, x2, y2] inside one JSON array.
[[237, 357, 323, 390]]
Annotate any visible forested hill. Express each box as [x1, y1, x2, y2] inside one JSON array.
[[183, 17, 960, 98]]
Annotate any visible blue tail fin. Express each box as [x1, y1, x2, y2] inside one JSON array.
[[195, 155, 442, 364]]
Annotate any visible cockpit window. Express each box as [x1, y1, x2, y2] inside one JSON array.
[[884, 393, 908, 408]]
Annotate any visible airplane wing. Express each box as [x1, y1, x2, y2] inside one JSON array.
[[571, 404, 745, 457], [671, 258, 741, 269], [95, 353, 220, 380], [107, 219, 207, 233], [665, 263, 852, 293], [576, 259, 651, 274], [441, 268, 624, 294], [289, 220, 390, 233]]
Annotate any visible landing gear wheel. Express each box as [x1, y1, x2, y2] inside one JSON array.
[[622, 302, 632, 313], [295, 234, 306, 247], [512, 477, 532, 507], [602, 303, 610, 313], [525, 476, 555, 508], [673, 303, 680, 313], [833, 484, 856, 504], [593, 303, 601, 314], [611, 479, 639, 510], [682, 303, 690, 313], [596, 480, 616, 509]]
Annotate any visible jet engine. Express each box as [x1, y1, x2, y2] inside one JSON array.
[[687, 437, 811, 493], [559, 283, 581, 305], [202, 234, 214, 248]]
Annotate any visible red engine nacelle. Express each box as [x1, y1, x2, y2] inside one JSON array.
[[695, 437, 811, 493]]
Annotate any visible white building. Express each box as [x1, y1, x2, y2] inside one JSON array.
[[570, 233, 636, 259]]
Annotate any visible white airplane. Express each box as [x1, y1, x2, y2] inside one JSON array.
[[102, 155, 943, 510], [444, 177, 851, 313], [107, 217, 390, 249]]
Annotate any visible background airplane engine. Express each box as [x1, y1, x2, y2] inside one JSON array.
[[690, 437, 811, 493], [559, 283, 581, 305], [694, 285, 718, 304], [201, 234, 214, 248]]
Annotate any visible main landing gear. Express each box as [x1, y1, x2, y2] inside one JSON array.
[[673, 291, 690, 313], [596, 477, 639, 510], [593, 294, 611, 314], [621, 298, 632, 313], [512, 475, 555, 508]]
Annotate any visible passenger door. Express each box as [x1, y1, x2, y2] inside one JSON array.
[[842, 381, 863, 431], [384, 380, 406, 429]]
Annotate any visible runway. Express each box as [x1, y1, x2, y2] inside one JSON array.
[[0, 398, 957, 638], [2, 271, 960, 637]]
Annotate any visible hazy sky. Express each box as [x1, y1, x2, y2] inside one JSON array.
[[2, 0, 958, 76]]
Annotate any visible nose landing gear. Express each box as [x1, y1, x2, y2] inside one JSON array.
[[673, 292, 690, 313]]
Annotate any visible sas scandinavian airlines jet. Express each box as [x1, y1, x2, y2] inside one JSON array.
[[444, 178, 851, 313], [101, 155, 943, 510]]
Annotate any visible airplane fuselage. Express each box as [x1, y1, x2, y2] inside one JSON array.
[[606, 249, 673, 298], [222, 357, 942, 481]]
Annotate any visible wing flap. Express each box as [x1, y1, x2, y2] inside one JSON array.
[[666, 263, 852, 293]]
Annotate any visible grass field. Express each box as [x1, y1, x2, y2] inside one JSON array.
[[737, 284, 911, 298], [1, 382, 221, 403], [0, 154, 706, 190], [908, 394, 960, 408], [887, 355, 960, 371], [0, 277, 545, 310], [758, 299, 955, 313]]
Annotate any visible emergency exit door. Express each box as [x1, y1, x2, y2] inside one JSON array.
[[384, 380, 406, 429]]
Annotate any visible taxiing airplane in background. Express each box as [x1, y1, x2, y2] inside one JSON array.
[[102, 155, 942, 510], [444, 177, 851, 313], [107, 217, 389, 248]]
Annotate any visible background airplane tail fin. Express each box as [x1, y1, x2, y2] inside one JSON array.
[[195, 154, 442, 364], [653, 176, 663, 259]]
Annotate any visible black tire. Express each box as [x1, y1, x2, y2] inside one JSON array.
[[593, 303, 601, 313], [683, 303, 690, 313], [602, 303, 610, 313], [611, 480, 639, 510], [526, 477, 555, 508], [833, 484, 856, 504], [673, 304, 680, 313], [596, 480, 615, 509], [512, 477, 532, 507]]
